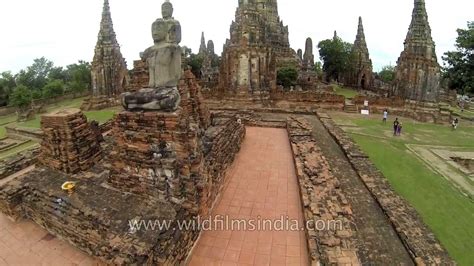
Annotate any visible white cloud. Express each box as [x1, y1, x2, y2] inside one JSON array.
[[0, 0, 471, 73]]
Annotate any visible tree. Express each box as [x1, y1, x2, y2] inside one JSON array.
[[314, 61, 323, 79], [42, 80, 65, 99], [15, 57, 54, 91], [0, 72, 16, 106], [186, 53, 204, 78], [48, 66, 67, 81], [318, 37, 354, 82], [9, 85, 32, 110], [65, 61, 91, 95], [277, 67, 298, 88], [442, 21, 474, 95], [378, 65, 396, 84]]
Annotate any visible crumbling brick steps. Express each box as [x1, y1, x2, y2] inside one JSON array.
[[287, 117, 360, 265], [318, 112, 454, 265], [39, 109, 102, 174]]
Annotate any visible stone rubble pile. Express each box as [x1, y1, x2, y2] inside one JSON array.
[[39, 109, 102, 174], [318, 112, 454, 265], [287, 117, 360, 265]]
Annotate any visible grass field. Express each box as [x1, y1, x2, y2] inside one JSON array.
[[330, 112, 474, 265], [333, 85, 359, 99]]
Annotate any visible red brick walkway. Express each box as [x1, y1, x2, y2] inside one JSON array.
[[188, 127, 309, 266], [0, 214, 96, 265]]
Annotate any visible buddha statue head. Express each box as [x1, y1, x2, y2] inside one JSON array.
[[162, 0, 173, 19], [152, 19, 167, 44]]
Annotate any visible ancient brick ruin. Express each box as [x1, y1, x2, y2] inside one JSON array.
[[83, 0, 128, 111], [0, 0, 463, 265], [345, 17, 374, 90], [219, 0, 298, 94], [393, 0, 441, 102], [198, 32, 220, 90], [38, 109, 102, 174]]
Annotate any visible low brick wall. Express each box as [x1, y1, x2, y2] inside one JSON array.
[[287, 117, 360, 265], [0, 147, 39, 180], [6, 126, 43, 141], [318, 112, 454, 265]]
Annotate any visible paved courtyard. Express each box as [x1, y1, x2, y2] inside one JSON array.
[[188, 127, 309, 265], [0, 213, 96, 265]]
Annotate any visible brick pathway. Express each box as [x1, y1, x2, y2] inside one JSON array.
[[188, 127, 309, 266], [0, 214, 96, 265]]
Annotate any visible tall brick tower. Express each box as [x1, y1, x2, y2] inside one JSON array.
[[393, 0, 441, 102], [219, 0, 298, 94], [91, 0, 128, 98], [347, 17, 374, 89]]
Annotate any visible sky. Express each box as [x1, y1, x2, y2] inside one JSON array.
[[0, 0, 472, 74]]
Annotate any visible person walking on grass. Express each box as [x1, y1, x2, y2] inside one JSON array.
[[393, 118, 399, 136], [452, 118, 459, 130], [383, 109, 388, 123], [397, 122, 403, 136]]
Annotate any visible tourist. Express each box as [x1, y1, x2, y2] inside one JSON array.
[[452, 118, 459, 130], [393, 118, 399, 136], [383, 109, 388, 123], [397, 122, 403, 136]]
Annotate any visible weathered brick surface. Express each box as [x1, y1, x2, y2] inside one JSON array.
[[287, 117, 360, 265], [0, 167, 198, 265], [318, 112, 454, 265], [39, 109, 102, 174], [0, 148, 39, 180], [0, 72, 244, 265]]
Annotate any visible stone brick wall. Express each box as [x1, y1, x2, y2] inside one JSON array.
[[0, 168, 199, 265], [39, 109, 102, 174], [287, 117, 360, 265], [0, 148, 39, 180], [202, 116, 245, 213], [0, 82, 244, 266], [318, 113, 454, 265]]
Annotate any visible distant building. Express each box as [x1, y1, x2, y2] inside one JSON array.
[[393, 0, 441, 102], [91, 0, 128, 98]]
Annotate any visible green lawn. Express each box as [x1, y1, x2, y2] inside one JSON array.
[[331, 113, 474, 265], [0, 96, 119, 147], [333, 85, 359, 99]]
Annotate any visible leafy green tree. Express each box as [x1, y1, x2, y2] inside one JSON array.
[[48, 66, 67, 81], [318, 37, 354, 82], [277, 67, 298, 88], [15, 57, 54, 91], [314, 61, 323, 79], [9, 85, 32, 110], [0, 71, 16, 106], [186, 53, 204, 78], [442, 21, 474, 95], [378, 65, 396, 84], [42, 80, 65, 99], [65, 61, 91, 94]]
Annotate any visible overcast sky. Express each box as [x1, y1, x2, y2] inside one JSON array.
[[0, 0, 471, 73]]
